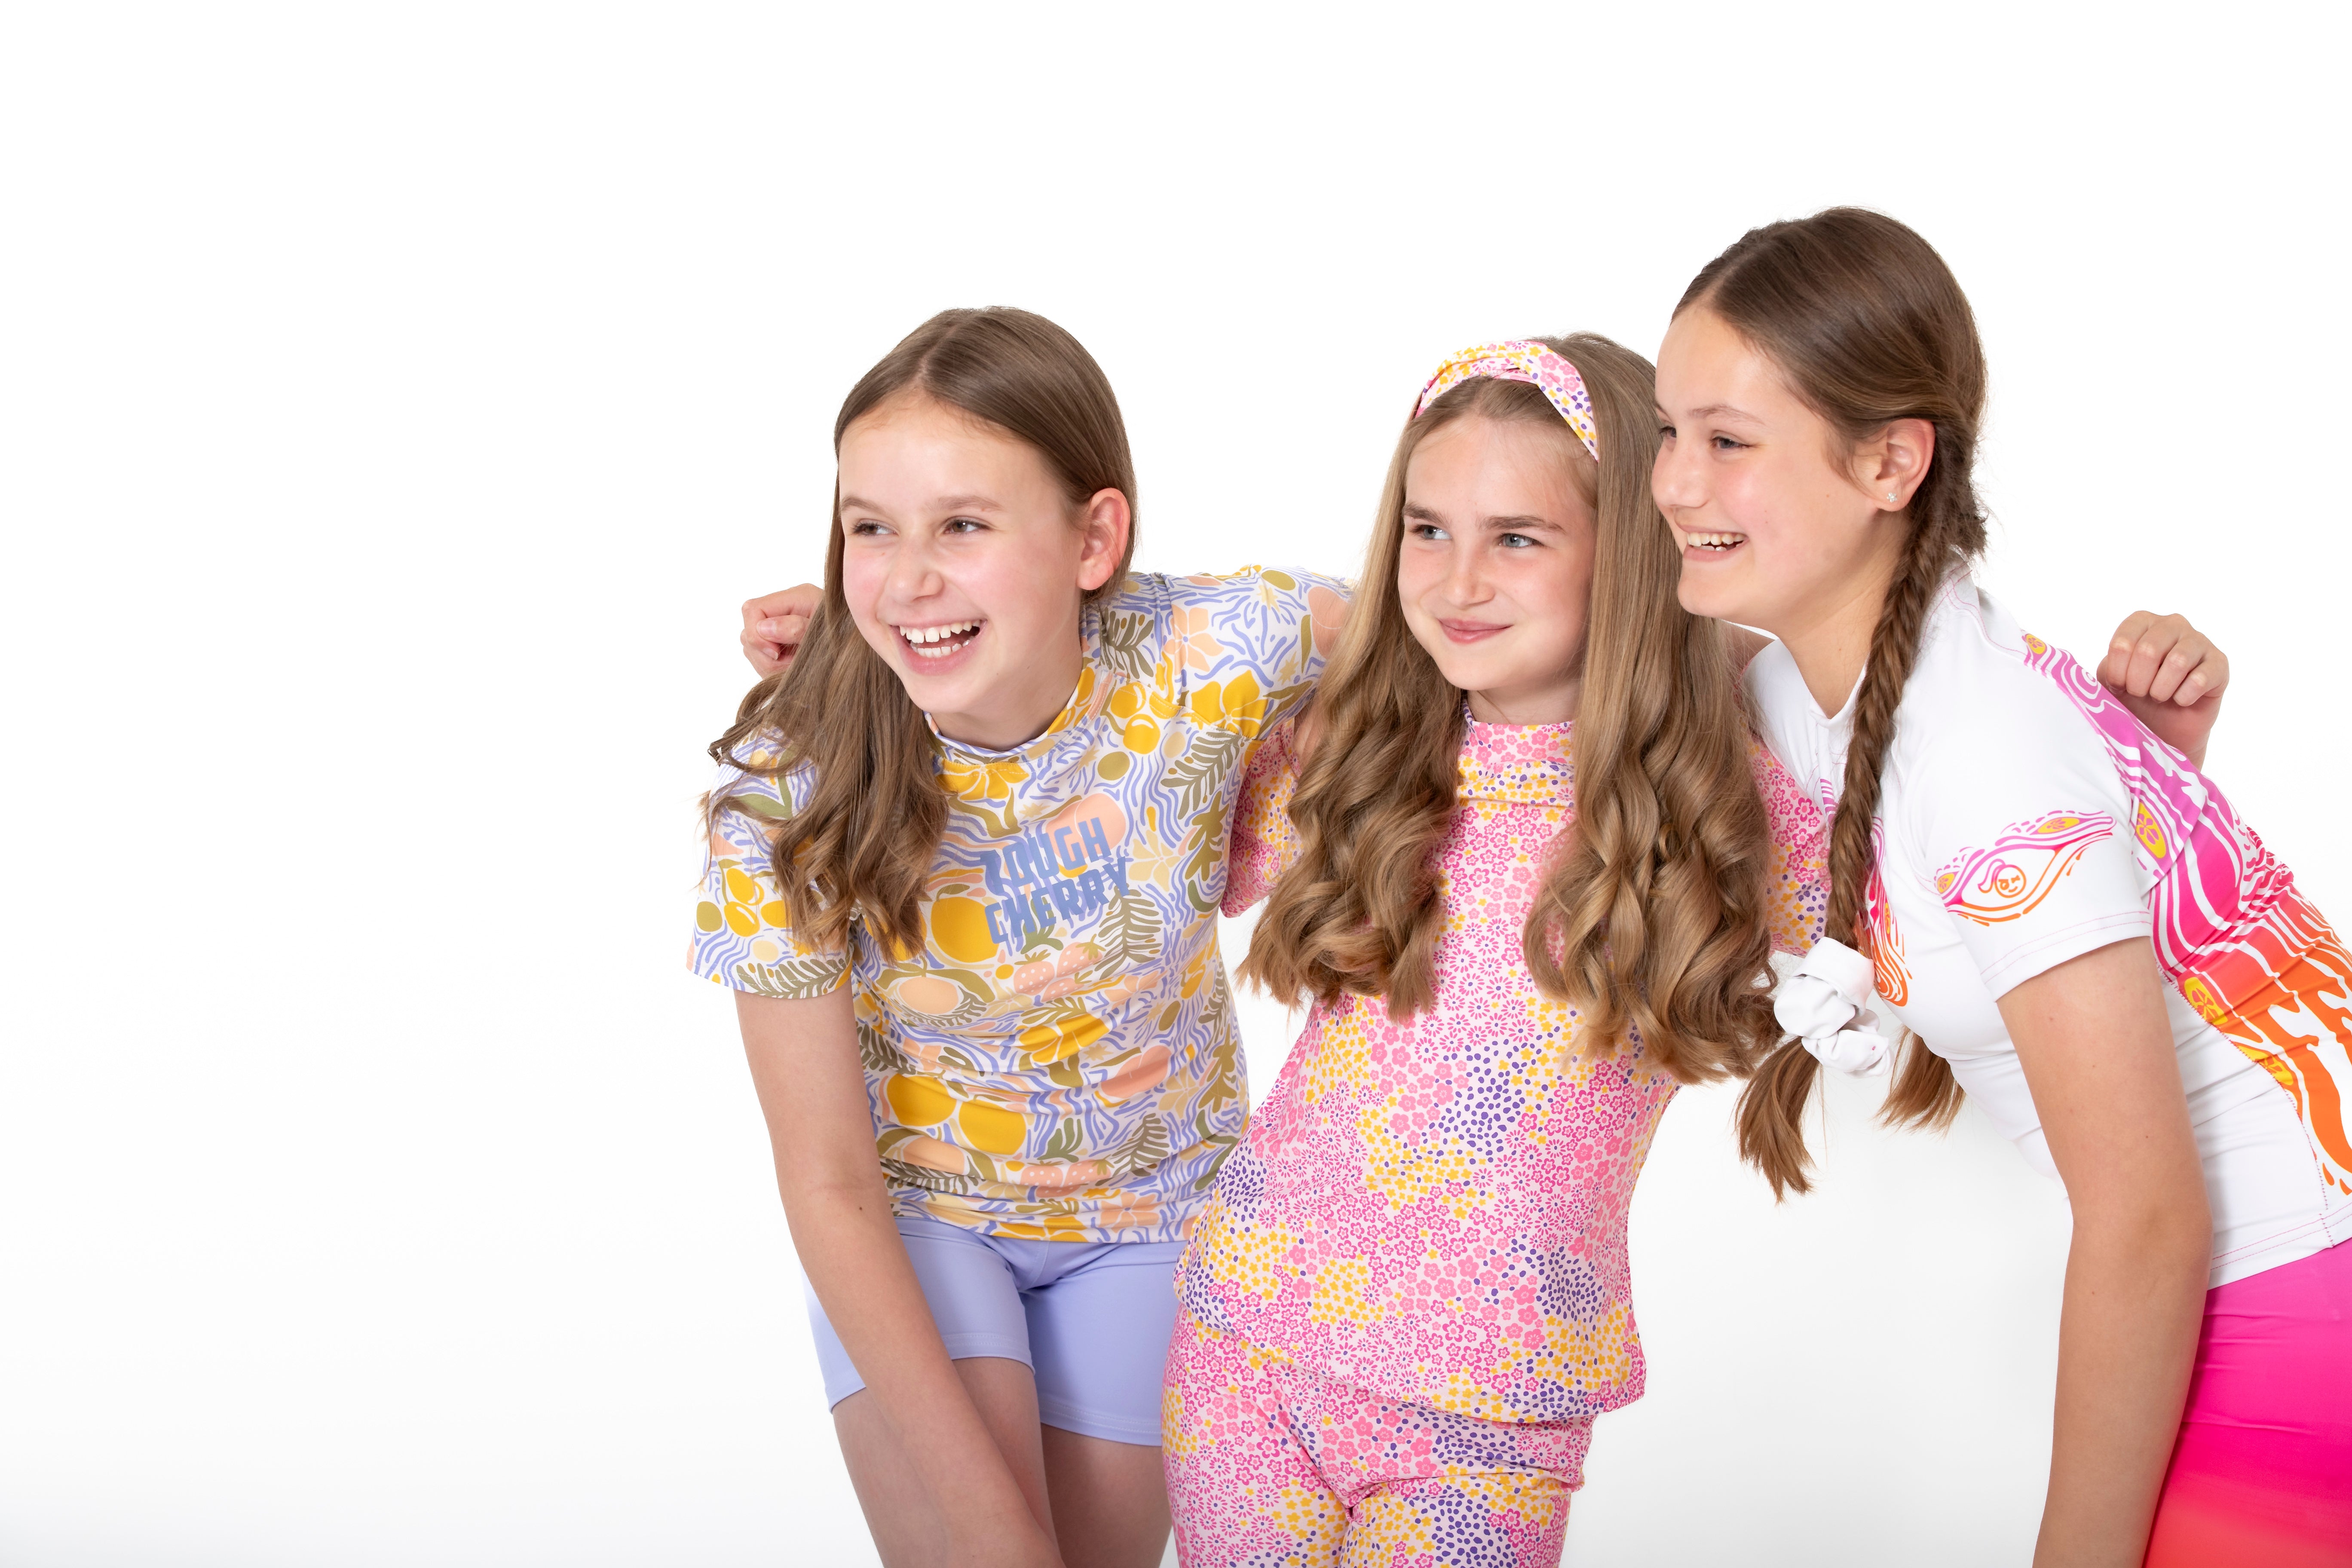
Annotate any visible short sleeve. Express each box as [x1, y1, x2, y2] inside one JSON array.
[[1750, 739, 1829, 955], [1222, 719, 1303, 916], [1914, 731, 2150, 1001], [689, 758, 850, 998], [1166, 567, 1351, 733]]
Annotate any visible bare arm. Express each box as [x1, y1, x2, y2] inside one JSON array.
[[2000, 939, 2210, 1568], [735, 988, 1061, 1566]]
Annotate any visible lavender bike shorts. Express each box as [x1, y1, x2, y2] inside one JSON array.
[[807, 1213, 1185, 1446]]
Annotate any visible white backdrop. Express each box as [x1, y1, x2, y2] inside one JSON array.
[[3, 4, 2344, 1565]]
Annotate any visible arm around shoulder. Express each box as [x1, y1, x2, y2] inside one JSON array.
[[1222, 718, 1305, 918]]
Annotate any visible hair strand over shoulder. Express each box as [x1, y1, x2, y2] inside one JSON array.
[[705, 307, 1138, 954], [1686, 209, 1990, 1197]]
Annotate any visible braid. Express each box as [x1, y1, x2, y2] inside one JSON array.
[[1688, 206, 1990, 1196], [1736, 468, 1977, 1194], [1824, 529, 1938, 942]]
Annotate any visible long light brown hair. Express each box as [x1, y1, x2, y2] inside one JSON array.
[[1682, 209, 1990, 1197], [706, 308, 1139, 955], [1244, 334, 1781, 1086]]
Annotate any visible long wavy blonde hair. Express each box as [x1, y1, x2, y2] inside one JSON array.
[[1243, 333, 1780, 1084], [706, 308, 1138, 956]]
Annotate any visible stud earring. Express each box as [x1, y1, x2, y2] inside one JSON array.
[[1886, 490, 1899, 505]]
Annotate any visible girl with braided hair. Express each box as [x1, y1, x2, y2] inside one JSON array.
[[1151, 335, 2224, 1564], [722, 313, 2230, 1565], [1656, 208, 2352, 1566]]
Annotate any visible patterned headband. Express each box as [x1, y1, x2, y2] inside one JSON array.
[[1412, 339, 1600, 462]]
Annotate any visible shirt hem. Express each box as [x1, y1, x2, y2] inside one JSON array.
[[886, 1193, 1193, 1247], [1977, 911, 2152, 1000], [1188, 1290, 1639, 1423], [2208, 1194, 2352, 1289]]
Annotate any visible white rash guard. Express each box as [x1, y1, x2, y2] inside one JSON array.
[[1747, 578, 2352, 1287]]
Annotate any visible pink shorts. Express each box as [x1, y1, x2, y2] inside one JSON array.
[[2145, 1237, 2352, 1566]]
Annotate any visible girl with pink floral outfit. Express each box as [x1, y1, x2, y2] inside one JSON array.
[[1156, 335, 2228, 1566], [726, 331, 2224, 1567]]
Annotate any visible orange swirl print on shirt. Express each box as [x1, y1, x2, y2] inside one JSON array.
[[1863, 818, 1911, 1006], [1934, 809, 2118, 926], [2019, 631, 2352, 1199]]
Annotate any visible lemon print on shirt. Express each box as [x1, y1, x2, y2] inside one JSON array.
[[689, 567, 1347, 1243], [929, 896, 997, 965], [958, 1099, 1027, 1155]]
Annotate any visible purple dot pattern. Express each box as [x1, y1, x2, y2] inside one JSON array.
[[1164, 716, 1832, 1557]]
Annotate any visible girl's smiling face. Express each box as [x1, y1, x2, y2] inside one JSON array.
[[1394, 413, 1598, 725], [836, 392, 1128, 751], [1650, 305, 1914, 653]]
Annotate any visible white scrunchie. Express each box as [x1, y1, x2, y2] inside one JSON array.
[[1767, 940, 1893, 1076]]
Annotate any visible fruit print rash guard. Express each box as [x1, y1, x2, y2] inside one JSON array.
[[692, 568, 1349, 1245], [1176, 714, 1831, 1422], [1746, 579, 2352, 1287]]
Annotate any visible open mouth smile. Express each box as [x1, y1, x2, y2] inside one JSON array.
[[897, 619, 983, 661], [1683, 530, 1747, 556]]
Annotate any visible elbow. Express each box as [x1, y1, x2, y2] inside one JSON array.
[[769, 1151, 889, 1217], [2081, 1188, 2211, 1282]]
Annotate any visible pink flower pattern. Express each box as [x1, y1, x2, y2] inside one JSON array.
[[1176, 715, 1829, 1426]]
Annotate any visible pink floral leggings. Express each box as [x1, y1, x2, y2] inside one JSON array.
[[1161, 1306, 1591, 1568]]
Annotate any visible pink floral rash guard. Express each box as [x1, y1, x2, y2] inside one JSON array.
[[1176, 716, 1830, 1422]]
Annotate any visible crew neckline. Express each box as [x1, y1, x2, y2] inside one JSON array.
[[924, 601, 1109, 761]]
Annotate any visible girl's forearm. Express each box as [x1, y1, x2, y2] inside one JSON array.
[[2035, 1213, 2208, 1567], [781, 1176, 1057, 1552]]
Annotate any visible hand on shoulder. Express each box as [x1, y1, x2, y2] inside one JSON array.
[[740, 583, 823, 677], [2097, 611, 2227, 768]]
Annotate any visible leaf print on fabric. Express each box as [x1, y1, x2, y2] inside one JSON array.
[[689, 568, 1346, 1243], [1109, 1113, 1173, 1177], [857, 1018, 912, 1075], [730, 955, 846, 998], [1192, 1038, 1246, 1121], [1183, 804, 1234, 911], [1038, 1115, 1086, 1162], [1098, 890, 1164, 969], [879, 1155, 971, 1194], [1097, 608, 1158, 682], [1165, 727, 1245, 822]]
